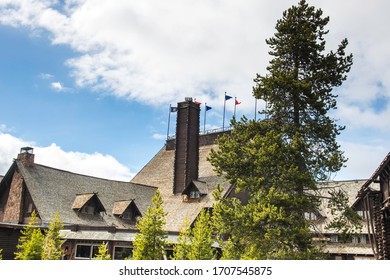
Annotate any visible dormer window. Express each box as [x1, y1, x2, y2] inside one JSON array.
[[72, 193, 106, 215], [182, 180, 208, 202], [112, 200, 141, 222], [304, 211, 321, 221]]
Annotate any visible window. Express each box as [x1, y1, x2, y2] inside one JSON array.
[[304, 212, 318, 221], [189, 190, 200, 199], [75, 244, 102, 259], [356, 210, 369, 219], [330, 235, 338, 242], [81, 205, 95, 215], [114, 246, 133, 260], [352, 235, 367, 244]]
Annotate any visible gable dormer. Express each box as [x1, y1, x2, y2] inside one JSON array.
[[182, 180, 208, 202], [72, 193, 106, 215], [112, 200, 141, 222]]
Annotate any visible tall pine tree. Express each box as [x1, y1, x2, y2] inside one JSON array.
[[209, 0, 353, 259]]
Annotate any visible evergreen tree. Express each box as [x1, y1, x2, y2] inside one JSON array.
[[93, 242, 111, 260], [187, 209, 216, 260], [253, 0, 352, 183], [42, 211, 64, 260], [172, 210, 216, 260], [210, 120, 323, 259], [15, 211, 44, 260], [171, 218, 192, 260], [209, 0, 353, 259], [133, 190, 168, 260]]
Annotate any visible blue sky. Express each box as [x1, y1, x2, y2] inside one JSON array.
[[0, 0, 389, 181]]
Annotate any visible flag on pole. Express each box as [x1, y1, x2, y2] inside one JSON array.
[[167, 104, 177, 140], [234, 97, 241, 119], [204, 103, 212, 133], [223, 92, 233, 130]]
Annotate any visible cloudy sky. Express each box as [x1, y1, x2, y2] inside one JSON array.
[[0, 0, 388, 181]]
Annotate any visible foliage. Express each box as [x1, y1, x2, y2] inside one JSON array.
[[253, 0, 352, 182], [210, 121, 323, 259], [14, 211, 44, 260], [0, 248, 2, 260], [172, 210, 216, 260], [42, 211, 64, 260], [209, 0, 354, 259], [188, 209, 216, 260], [133, 190, 168, 260], [171, 218, 192, 260], [94, 242, 111, 260], [326, 189, 363, 242]]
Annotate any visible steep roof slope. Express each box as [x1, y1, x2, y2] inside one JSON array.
[[16, 160, 156, 229], [131, 142, 231, 232]]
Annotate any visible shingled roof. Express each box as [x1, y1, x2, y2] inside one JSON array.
[[15, 160, 156, 229], [131, 140, 232, 232]]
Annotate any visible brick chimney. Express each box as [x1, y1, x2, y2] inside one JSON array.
[[173, 97, 200, 194], [17, 147, 35, 167]]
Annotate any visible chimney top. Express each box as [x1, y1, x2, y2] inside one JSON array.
[[17, 147, 35, 167], [20, 147, 34, 154], [184, 97, 193, 102]]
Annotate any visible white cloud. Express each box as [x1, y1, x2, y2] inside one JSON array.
[[39, 72, 54, 80], [0, 132, 134, 181], [51, 81, 64, 91], [1, 0, 390, 181], [336, 140, 389, 181], [152, 133, 166, 140]]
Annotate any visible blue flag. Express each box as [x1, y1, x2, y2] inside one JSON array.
[[206, 105, 212, 111], [170, 106, 178, 112], [225, 95, 232, 101]]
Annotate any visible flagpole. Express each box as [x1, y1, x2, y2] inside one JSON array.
[[254, 97, 257, 121], [167, 104, 171, 140], [223, 92, 227, 130], [204, 103, 207, 133], [234, 97, 237, 119]]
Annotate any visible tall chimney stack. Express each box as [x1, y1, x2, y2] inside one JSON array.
[[17, 147, 35, 167], [173, 97, 200, 194]]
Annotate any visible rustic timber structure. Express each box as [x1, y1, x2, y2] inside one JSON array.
[[354, 152, 390, 259]]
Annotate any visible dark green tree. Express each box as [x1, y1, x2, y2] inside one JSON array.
[[209, 0, 353, 259], [253, 0, 352, 183], [210, 120, 323, 259], [133, 190, 168, 260]]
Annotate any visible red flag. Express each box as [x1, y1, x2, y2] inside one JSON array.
[[235, 99, 241, 105], [194, 101, 202, 105]]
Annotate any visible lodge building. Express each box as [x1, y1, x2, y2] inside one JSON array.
[[0, 97, 379, 259]]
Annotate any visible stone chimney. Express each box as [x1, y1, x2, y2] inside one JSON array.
[[173, 97, 200, 194], [17, 147, 35, 167]]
